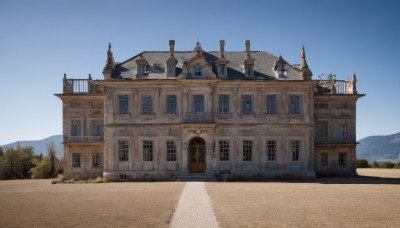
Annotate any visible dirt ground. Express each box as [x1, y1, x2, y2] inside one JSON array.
[[206, 168, 400, 228], [1, 169, 399, 228], [0, 180, 185, 228]]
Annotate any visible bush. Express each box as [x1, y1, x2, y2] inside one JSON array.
[[394, 162, 400, 169], [357, 159, 369, 168], [371, 161, 380, 168], [381, 162, 395, 169]]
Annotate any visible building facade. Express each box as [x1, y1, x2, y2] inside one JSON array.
[[55, 40, 364, 180]]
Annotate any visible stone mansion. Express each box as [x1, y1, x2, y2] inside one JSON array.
[[55, 40, 364, 180]]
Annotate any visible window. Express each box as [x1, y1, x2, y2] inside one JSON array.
[[242, 95, 253, 114], [166, 141, 176, 161], [290, 95, 300, 114], [245, 64, 253, 77], [142, 95, 153, 114], [138, 64, 146, 76], [219, 95, 230, 114], [118, 95, 129, 114], [93, 153, 101, 167], [193, 95, 204, 113], [291, 140, 300, 162], [167, 64, 175, 76], [243, 140, 252, 161], [219, 64, 226, 76], [338, 124, 347, 143], [338, 152, 347, 167], [166, 95, 177, 114], [194, 66, 202, 77], [219, 140, 230, 161], [143, 141, 153, 161], [321, 153, 328, 167], [71, 120, 81, 136], [72, 153, 81, 167], [267, 141, 276, 161], [91, 120, 102, 136], [266, 95, 277, 114], [317, 121, 329, 138], [119, 140, 129, 161]]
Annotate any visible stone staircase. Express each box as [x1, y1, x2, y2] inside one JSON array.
[[177, 173, 218, 182]]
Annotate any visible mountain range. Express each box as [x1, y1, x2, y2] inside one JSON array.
[[1, 135, 63, 158], [357, 132, 400, 162], [1, 132, 399, 162]]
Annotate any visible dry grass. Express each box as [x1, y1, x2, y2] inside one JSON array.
[[206, 169, 400, 228], [0, 180, 185, 228]]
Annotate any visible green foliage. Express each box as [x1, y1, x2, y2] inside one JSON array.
[[394, 162, 400, 169], [52, 175, 107, 184], [371, 161, 380, 168], [0, 144, 34, 179], [0, 143, 63, 180], [381, 162, 395, 169], [357, 159, 369, 168]]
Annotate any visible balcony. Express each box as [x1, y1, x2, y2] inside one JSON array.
[[317, 80, 355, 94], [64, 136, 104, 144], [315, 137, 355, 145], [63, 78, 102, 94], [183, 112, 213, 123]]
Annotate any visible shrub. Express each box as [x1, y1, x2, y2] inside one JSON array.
[[394, 162, 400, 169], [371, 161, 380, 168], [357, 159, 369, 168], [382, 162, 395, 169]]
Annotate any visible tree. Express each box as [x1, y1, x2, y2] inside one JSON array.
[[0, 147, 4, 156], [0, 145, 34, 179], [30, 143, 61, 179], [357, 159, 369, 168], [382, 162, 395, 169], [371, 161, 380, 168]]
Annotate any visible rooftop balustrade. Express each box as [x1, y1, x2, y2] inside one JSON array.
[[63, 74, 102, 94]]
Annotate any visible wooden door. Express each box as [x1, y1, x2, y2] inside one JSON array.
[[189, 137, 206, 173]]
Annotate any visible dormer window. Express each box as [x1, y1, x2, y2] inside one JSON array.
[[194, 66, 202, 77], [167, 64, 175, 77], [244, 64, 254, 77], [218, 64, 227, 77], [138, 64, 146, 76]]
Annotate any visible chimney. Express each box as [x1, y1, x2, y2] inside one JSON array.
[[245, 40, 251, 58], [220, 40, 225, 58], [169, 40, 175, 57]]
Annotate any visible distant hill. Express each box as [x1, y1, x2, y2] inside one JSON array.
[[0, 135, 63, 158], [357, 132, 400, 162]]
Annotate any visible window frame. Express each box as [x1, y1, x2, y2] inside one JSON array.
[[317, 121, 329, 138], [71, 120, 82, 137], [72, 153, 81, 168], [266, 95, 277, 114], [167, 64, 175, 77], [218, 95, 230, 114], [166, 140, 177, 162], [289, 95, 301, 114], [143, 140, 154, 162], [166, 95, 177, 114], [338, 152, 347, 167], [91, 120, 102, 136], [266, 140, 277, 161], [290, 140, 300, 162], [92, 153, 102, 167], [242, 95, 253, 114], [193, 95, 205, 113], [118, 95, 129, 114], [118, 140, 129, 162], [320, 153, 329, 167], [194, 65, 202, 77], [242, 140, 253, 162], [142, 95, 153, 114], [219, 140, 230, 161]]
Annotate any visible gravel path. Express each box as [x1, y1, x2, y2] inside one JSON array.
[[170, 182, 219, 228]]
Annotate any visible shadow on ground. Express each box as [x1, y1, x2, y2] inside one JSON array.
[[317, 176, 400, 185]]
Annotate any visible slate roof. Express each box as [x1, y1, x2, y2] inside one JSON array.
[[111, 50, 303, 80]]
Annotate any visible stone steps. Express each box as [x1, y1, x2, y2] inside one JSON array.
[[177, 173, 218, 182]]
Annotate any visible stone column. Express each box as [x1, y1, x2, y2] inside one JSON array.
[[181, 140, 189, 173]]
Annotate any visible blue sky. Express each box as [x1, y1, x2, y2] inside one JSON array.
[[0, 0, 399, 145]]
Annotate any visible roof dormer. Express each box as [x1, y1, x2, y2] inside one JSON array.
[[136, 54, 149, 78], [216, 40, 229, 78], [181, 42, 217, 79], [243, 40, 255, 77], [166, 40, 178, 77]]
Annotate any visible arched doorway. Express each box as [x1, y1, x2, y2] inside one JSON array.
[[189, 137, 206, 173]]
